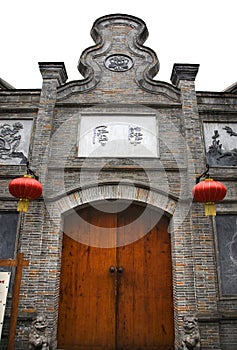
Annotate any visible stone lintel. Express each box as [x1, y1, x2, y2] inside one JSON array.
[[171, 63, 200, 87], [38, 62, 68, 86]]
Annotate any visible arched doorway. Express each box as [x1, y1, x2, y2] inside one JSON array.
[[57, 200, 174, 349]]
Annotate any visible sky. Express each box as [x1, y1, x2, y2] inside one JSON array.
[[1, 0, 236, 92]]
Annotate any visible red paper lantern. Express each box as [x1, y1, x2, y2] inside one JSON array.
[[9, 175, 43, 212], [192, 178, 227, 216]]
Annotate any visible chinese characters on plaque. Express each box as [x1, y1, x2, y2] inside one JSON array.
[[93, 126, 109, 146], [93, 125, 143, 147], [78, 115, 158, 157], [128, 126, 143, 146]]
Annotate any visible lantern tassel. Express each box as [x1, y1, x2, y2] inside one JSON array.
[[17, 198, 29, 212], [204, 202, 216, 216]]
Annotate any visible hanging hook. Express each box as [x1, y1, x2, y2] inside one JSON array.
[[26, 161, 39, 181], [196, 164, 210, 184]]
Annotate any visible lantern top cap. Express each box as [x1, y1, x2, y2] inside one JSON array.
[[23, 174, 34, 179]]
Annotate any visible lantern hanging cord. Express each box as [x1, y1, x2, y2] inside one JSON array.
[[196, 164, 210, 184], [26, 161, 39, 181]]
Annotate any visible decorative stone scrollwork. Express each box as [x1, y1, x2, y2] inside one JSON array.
[[104, 54, 133, 72], [29, 315, 51, 350], [181, 315, 201, 350]]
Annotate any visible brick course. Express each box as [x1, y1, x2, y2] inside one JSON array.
[[0, 14, 237, 350]]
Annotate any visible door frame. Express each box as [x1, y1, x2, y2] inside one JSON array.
[[48, 183, 179, 349], [57, 201, 174, 349]]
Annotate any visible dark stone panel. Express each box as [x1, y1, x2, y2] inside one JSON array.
[[216, 215, 237, 296], [0, 212, 18, 260]]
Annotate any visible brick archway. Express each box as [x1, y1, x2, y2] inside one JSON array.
[[47, 182, 177, 219], [44, 183, 179, 349]]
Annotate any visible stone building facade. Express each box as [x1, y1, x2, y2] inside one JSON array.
[[0, 14, 237, 350]]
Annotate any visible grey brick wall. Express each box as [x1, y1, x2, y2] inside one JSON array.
[[0, 14, 237, 350]]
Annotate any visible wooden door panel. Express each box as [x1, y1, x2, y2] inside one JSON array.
[[58, 202, 174, 349], [117, 207, 174, 349], [57, 206, 116, 349]]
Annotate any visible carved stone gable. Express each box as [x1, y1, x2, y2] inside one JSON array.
[[57, 14, 180, 103], [78, 14, 159, 89]]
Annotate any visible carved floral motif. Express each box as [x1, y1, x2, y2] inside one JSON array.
[[104, 54, 133, 72]]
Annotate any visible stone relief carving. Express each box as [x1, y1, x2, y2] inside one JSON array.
[[216, 215, 237, 296], [104, 54, 134, 72], [227, 223, 237, 268], [206, 125, 237, 166], [0, 120, 32, 164], [181, 315, 201, 350], [29, 315, 51, 350]]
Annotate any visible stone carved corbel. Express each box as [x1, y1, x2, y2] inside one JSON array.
[[181, 315, 201, 350], [29, 315, 51, 350]]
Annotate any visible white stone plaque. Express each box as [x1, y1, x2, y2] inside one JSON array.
[[0, 272, 11, 340], [78, 114, 158, 157]]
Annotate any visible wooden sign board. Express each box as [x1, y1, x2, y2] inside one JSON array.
[[0, 272, 11, 340]]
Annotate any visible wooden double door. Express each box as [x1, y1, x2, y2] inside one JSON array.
[[57, 201, 174, 349]]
